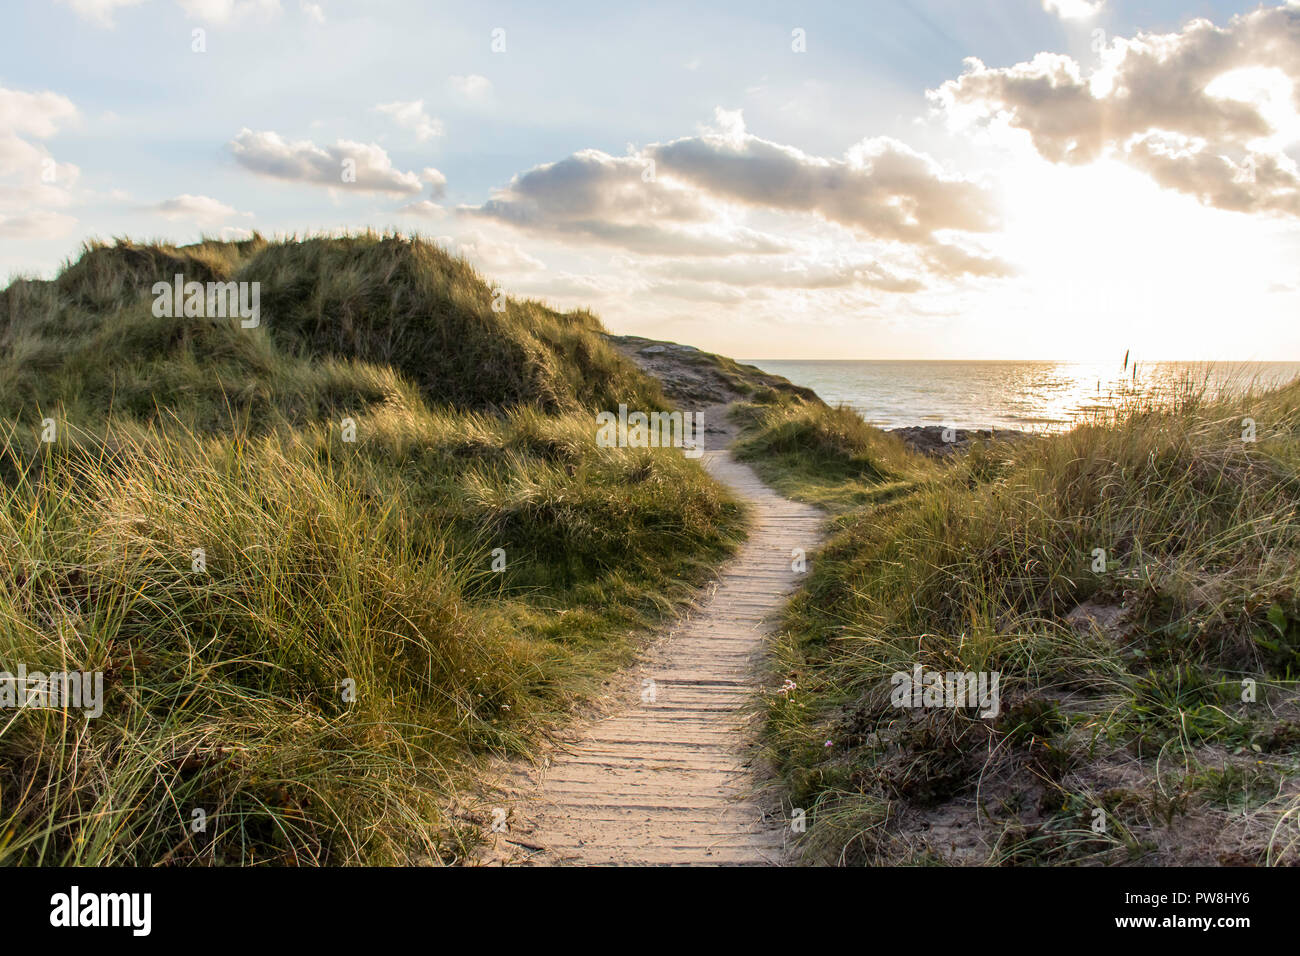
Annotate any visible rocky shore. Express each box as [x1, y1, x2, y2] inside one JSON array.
[[608, 334, 1035, 458], [886, 425, 1031, 457]]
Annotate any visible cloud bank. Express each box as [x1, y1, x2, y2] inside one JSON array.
[[0, 86, 81, 239], [933, 3, 1300, 216], [465, 109, 1011, 285]]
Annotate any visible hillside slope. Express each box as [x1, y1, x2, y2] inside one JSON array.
[[0, 234, 743, 865], [743, 378, 1300, 865]]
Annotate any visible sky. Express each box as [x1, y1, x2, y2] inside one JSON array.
[[3, 0, 1300, 360]]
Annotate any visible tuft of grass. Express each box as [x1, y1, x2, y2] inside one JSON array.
[[241, 236, 665, 414], [733, 395, 935, 511], [755, 376, 1300, 865]]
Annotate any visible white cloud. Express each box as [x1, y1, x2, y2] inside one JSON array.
[[464, 109, 1009, 291], [445, 232, 545, 273], [448, 74, 493, 100], [0, 87, 81, 240], [229, 128, 433, 194], [396, 200, 445, 218], [152, 193, 247, 224], [933, 5, 1300, 216], [56, 0, 148, 27], [921, 241, 1017, 278], [463, 145, 790, 256], [0, 210, 78, 239], [0, 141, 83, 210], [648, 108, 1000, 245], [644, 279, 751, 304], [176, 0, 281, 23], [477, 150, 707, 224], [643, 255, 928, 292], [0, 89, 79, 138], [421, 167, 447, 199], [299, 0, 323, 22], [1042, 0, 1104, 21], [508, 271, 625, 301], [59, 0, 281, 26], [374, 99, 443, 141]]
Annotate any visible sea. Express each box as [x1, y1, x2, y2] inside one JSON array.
[[741, 360, 1300, 432]]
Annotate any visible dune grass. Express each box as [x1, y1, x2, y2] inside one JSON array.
[[747, 377, 1300, 865], [731, 394, 936, 511], [0, 234, 744, 865]]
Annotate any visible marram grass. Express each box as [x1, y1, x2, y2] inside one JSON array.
[[0, 234, 743, 865], [748, 376, 1300, 865]]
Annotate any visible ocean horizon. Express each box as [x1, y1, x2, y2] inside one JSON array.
[[741, 359, 1300, 432]]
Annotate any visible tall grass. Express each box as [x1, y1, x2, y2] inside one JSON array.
[[0, 235, 744, 864], [732, 395, 935, 510], [0, 233, 665, 429], [754, 377, 1300, 865]]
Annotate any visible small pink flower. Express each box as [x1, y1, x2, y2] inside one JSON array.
[[824, 740, 832, 748]]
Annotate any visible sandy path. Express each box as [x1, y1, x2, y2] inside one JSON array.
[[488, 445, 822, 865]]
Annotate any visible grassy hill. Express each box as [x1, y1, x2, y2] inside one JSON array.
[[0, 233, 743, 865], [741, 383, 1300, 865]]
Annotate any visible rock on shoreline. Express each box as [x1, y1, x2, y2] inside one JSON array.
[[887, 425, 1030, 457]]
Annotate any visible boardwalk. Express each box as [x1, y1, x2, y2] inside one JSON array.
[[493, 448, 823, 865]]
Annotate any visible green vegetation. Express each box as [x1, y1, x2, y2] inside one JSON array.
[[0, 234, 743, 865], [746, 379, 1300, 865], [732, 396, 934, 511]]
